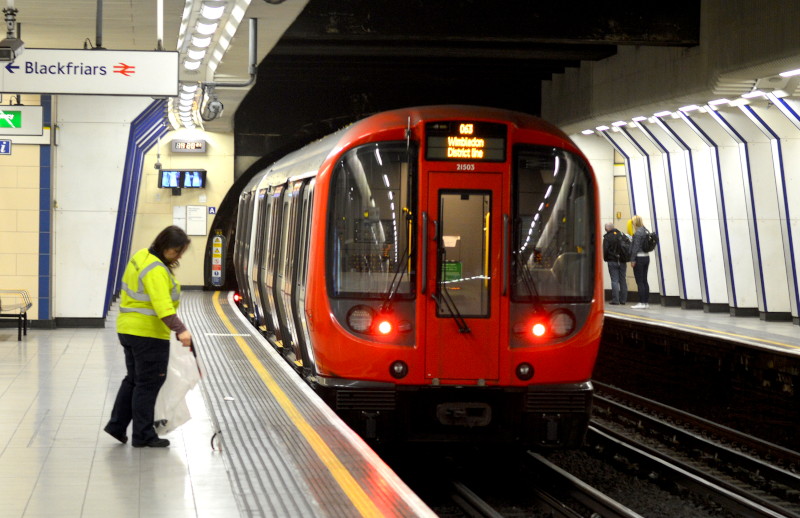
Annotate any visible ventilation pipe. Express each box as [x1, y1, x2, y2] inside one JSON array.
[[201, 17, 258, 121]]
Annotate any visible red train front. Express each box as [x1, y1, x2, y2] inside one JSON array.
[[233, 106, 603, 447]]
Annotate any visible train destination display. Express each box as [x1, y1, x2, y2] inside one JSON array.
[[425, 121, 507, 161]]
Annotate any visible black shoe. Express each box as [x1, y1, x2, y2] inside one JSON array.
[[132, 437, 170, 448], [609, 302, 620, 305], [104, 425, 128, 444]]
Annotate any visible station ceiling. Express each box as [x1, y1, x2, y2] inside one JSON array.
[[10, 0, 700, 158], [235, 0, 700, 158]]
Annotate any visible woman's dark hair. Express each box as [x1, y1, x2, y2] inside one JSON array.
[[149, 225, 191, 269]]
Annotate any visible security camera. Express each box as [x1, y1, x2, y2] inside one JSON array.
[[154, 160, 162, 171], [201, 98, 224, 121], [0, 38, 23, 61]]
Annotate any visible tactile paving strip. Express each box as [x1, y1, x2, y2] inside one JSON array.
[[178, 291, 432, 518]]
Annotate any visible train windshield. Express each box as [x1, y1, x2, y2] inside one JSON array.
[[512, 146, 595, 302], [329, 142, 415, 299]]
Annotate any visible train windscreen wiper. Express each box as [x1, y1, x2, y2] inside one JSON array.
[[380, 213, 413, 313], [432, 286, 470, 333], [514, 250, 541, 300]]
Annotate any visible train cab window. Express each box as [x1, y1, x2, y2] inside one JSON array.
[[512, 146, 595, 302], [329, 142, 416, 298]]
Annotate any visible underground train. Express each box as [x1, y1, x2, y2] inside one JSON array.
[[231, 105, 603, 447]]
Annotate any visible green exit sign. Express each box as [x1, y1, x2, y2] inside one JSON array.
[[0, 110, 21, 128]]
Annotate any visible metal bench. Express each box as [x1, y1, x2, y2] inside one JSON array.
[[0, 289, 33, 341]]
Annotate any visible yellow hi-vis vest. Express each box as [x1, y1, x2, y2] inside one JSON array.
[[117, 248, 181, 340]]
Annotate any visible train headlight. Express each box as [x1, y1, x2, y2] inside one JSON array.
[[390, 360, 408, 379], [516, 362, 534, 380], [346, 305, 374, 333], [550, 309, 576, 337]]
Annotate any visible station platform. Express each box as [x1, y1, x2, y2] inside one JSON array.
[[605, 302, 800, 356], [0, 291, 433, 518]]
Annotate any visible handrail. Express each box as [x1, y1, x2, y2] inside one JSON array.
[[421, 212, 428, 294]]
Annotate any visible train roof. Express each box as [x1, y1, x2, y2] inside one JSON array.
[[247, 105, 576, 190]]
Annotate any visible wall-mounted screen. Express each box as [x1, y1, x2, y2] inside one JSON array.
[[182, 170, 206, 188], [158, 169, 207, 189], [159, 169, 181, 188]]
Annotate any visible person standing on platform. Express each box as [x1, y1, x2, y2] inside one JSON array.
[[629, 215, 650, 309], [104, 225, 193, 448], [602, 222, 628, 305]]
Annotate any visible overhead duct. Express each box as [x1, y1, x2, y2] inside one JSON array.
[[201, 17, 258, 121]]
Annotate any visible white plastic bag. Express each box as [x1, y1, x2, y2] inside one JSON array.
[[154, 339, 201, 435]]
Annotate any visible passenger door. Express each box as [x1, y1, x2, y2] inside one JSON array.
[[423, 172, 503, 382]]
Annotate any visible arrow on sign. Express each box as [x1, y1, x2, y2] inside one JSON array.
[[5, 62, 19, 73]]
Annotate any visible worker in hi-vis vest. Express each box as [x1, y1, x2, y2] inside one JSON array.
[[105, 226, 193, 448]]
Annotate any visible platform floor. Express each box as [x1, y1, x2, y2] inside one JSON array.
[[0, 306, 238, 518], [0, 292, 433, 518], [605, 301, 800, 355]]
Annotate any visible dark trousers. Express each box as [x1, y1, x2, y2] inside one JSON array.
[[607, 261, 628, 304], [633, 255, 650, 304], [107, 333, 169, 445]]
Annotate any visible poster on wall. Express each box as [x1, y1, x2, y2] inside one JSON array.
[[186, 205, 207, 236], [173, 206, 186, 231]]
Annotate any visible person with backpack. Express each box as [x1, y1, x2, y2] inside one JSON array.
[[602, 222, 628, 305], [629, 214, 652, 309]]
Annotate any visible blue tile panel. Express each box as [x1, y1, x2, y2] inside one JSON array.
[[39, 101, 51, 320], [104, 100, 169, 316]]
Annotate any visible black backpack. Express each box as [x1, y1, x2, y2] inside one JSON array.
[[642, 229, 659, 253], [613, 232, 632, 261]]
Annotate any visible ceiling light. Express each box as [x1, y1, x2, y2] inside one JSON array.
[[679, 105, 700, 112], [581, 129, 594, 135], [595, 125, 609, 131], [186, 48, 206, 61], [195, 21, 219, 35], [729, 98, 750, 107], [183, 59, 201, 71], [707, 98, 730, 106], [230, 3, 246, 23], [200, 2, 226, 21], [611, 121, 627, 127], [179, 91, 195, 101], [742, 90, 765, 99], [779, 68, 800, 78], [181, 83, 199, 93], [631, 116, 647, 122], [654, 111, 672, 117], [191, 35, 212, 48]]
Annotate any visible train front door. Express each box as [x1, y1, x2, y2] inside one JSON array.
[[423, 172, 503, 382]]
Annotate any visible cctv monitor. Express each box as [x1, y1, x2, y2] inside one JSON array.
[[159, 169, 181, 188], [182, 170, 207, 188]]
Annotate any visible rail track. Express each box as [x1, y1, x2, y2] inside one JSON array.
[[591, 381, 800, 517]]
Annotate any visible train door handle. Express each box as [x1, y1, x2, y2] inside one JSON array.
[[421, 212, 428, 294], [502, 214, 509, 296]]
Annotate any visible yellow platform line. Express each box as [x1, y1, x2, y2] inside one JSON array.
[[606, 310, 800, 351], [211, 291, 383, 517]]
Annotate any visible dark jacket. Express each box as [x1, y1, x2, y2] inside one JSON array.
[[603, 229, 625, 262]]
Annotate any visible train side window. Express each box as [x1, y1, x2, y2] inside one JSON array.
[[262, 185, 285, 337], [328, 142, 416, 299], [277, 181, 303, 349], [294, 180, 315, 352]]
